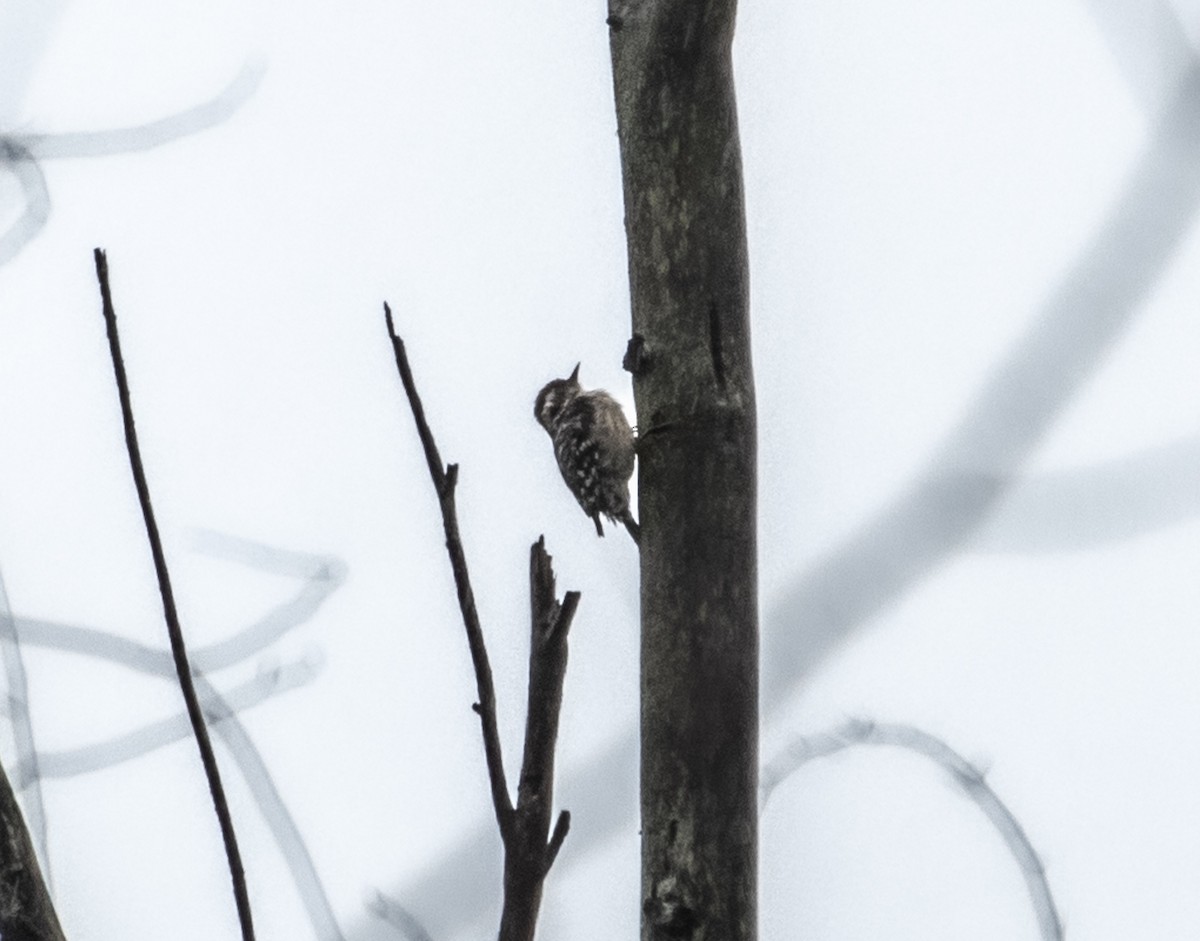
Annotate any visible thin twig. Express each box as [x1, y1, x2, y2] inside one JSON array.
[[384, 303, 513, 831], [543, 810, 571, 874], [94, 248, 255, 941]]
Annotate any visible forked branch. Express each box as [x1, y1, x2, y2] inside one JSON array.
[[385, 305, 579, 941]]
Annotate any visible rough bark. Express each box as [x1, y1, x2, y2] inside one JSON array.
[[606, 2, 758, 940], [0, 760, 65, 941]]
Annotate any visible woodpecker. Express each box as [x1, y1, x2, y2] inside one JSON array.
[[534, 364, 640, 544]]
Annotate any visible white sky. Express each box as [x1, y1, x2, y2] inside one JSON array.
[[1, 1, 1198, 939]]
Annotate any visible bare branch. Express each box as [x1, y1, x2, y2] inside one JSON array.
[[94, 248, 255, 941], [385, 305, 448, 491], [499, 538, 578, 941], [386, 317, 579, 940], [384, 304, 513, 832]]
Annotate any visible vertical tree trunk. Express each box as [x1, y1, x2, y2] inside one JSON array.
[[606, 3, 757, 940]]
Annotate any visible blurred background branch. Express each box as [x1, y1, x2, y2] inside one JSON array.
[[761, 720, 1062, 941]]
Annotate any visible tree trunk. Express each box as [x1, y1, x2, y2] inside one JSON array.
[[606, 2, 758, 940]]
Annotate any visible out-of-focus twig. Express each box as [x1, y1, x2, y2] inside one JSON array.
[[970, 434, 1200, 552], [760, 719, 1063, 941], [2, 61, 264, 267], [367, 889, 437, 941], [13, 61, 265, 159], [14, 655, 318, 787], [198, 674, 346, 941], [0, 142, 50, 266]]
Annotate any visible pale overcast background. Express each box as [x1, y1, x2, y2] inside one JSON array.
[[1, 1, 1198, 939]]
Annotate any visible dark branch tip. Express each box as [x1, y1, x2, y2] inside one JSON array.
[[543, 589, 581, 645], [544, 809, 571, 873]]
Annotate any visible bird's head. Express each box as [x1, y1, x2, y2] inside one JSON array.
[[534, 363, 582, 432]]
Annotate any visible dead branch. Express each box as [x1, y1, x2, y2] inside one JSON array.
[[385, 305, 578, 941], [384, 304, 512, 834], [94, 248, 255, 941]]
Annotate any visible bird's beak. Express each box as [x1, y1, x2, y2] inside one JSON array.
[[569, 362, 580, 382]]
